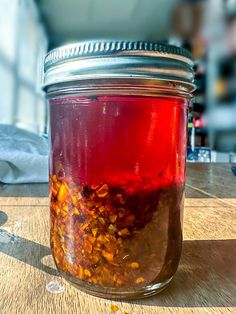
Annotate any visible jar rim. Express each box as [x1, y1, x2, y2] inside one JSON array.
[[43, 40, 195, 91]]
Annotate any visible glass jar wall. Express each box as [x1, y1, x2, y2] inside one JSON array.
[[44, 41, 195, 299]]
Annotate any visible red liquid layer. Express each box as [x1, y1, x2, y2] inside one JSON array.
[[49, 95, 188, 186]]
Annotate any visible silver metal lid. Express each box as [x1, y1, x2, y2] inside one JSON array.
[[43, 40, 195, 91]]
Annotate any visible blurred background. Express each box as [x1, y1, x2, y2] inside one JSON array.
[[0, 0, 236, 163]]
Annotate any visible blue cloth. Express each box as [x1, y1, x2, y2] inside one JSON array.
[[0, 125, 48, 184]]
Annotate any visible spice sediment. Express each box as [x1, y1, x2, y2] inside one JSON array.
[[50, 174, 183, 288]]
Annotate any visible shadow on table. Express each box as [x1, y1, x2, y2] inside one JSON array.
[[0, 183, 48, 197], [133, 239, 236, 308], [0, 211, 58, 276], [0, 211, 235, 307]]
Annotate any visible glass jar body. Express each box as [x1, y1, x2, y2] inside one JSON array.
[[48, 86, 189, 299]]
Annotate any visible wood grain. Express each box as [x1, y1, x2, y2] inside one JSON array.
[[0, 164, 235, 314]]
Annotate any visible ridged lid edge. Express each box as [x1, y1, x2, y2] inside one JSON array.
[[44, 40, 193, 71]]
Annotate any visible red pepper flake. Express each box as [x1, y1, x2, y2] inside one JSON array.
[[50, 173, 183, 290], [110, 304, 119, 312], [84, 269, 92, 277], [91, 228, 98, 237], [57, 182, 68, 203], [135, 277, 145, 284], [96, 184, 109, 197], [102, 250, 114, 262], [109, 214, 118, 223], [108, 224, 117, 234], [84, 240, 93, 253], [130, 262, 140, 269], [118, 228, 130, 236], [98, 217, 106, 225]]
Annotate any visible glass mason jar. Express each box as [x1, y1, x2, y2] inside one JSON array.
[[43, 41, 195, 299]]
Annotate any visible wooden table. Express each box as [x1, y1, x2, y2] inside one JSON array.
[[0, 164, 235, 314]]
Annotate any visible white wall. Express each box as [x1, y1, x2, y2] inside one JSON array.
[[0, 0, 48, 133]]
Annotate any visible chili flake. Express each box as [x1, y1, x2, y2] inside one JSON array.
[[50, 175, 183, 289]]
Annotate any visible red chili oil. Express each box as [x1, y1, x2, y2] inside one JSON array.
[[49, 95, 187, 293]]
